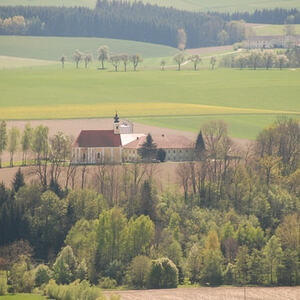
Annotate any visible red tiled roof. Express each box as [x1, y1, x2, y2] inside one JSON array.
[[124, 135, 194, 149], [74, 130, 121, 147]]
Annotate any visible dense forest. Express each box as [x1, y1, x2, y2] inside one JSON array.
[[211, 8, 300, 25], [0, 117, 299, 297], [1, 1, 299, 48]]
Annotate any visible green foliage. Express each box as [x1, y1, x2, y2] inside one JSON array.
[[126, 256, 151, 288], [156, 148, 166, 162], [34, 264, 52, 287], [46, 279, 103, 300], [12, 168, 25, 193], [53, 246, 77, 284], [10, 256, 34, 293], [98, 277, 117, 289], [0, 275, 7, 295], [138, 134, 157, 161], [148, 257, 178, 289]]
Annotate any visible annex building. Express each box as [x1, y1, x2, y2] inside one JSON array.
[[72, 114, 194, 164]]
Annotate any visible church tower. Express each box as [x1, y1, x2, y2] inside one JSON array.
[[113, 112, 120, 134]]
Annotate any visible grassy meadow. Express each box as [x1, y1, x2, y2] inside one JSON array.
[[0, 36, 177, 61], [0, 0, 300, 12], [252, 24, 300, 36], [0, 65, 299, 139], [0, 294, 46, 300]]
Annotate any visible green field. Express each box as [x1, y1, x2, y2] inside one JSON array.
[[0, 0, 299, 12], [0, 36, 177, 61], [0, 294, 46, 300], [0, 66, 299, 139], [253, 24, 300, 36]]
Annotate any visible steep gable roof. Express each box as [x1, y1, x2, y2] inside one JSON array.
[[74, 130, 121, 147]]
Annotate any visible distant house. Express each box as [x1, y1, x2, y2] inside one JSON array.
[[72, 113, 194, 164], [246, 35, 300, 49]]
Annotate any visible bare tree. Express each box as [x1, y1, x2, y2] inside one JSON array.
[[0, 120, 7, 168], [173, 52, 185, 71], [73, 49, 83, 68], [210, 56, 217, 70], [98, 45, 110, 69], [84, 53, 93, 69], [131, 54, 143, 71], [189, 54, 202, 70], [21, 123, 33, 166], [177, 28, 187, 51], [8, 126, 20, 167], [160, 59, 166, 71], [110, 55, 121, 72], [60, 56, 66, 69], [120, 54, 130, 72]]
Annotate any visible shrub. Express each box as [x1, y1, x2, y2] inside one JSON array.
[[35, 264, 52, 286], [0, 275, 7, 295], [98, 277, 117, 289], [45, 279, 103, 300], [148, 257, 178, 289]]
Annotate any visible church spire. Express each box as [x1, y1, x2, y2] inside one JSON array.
[[113, 112, 120, 134], [114, 112, 119, 123]]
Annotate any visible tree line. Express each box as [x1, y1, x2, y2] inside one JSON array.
[[220, 48, 300, 69], [0, 117, 299, 296], [0, 1, 251, 48]]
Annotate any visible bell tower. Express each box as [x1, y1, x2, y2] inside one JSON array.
[[113, 112, 120, 134]]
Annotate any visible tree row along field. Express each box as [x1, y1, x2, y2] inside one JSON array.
[[0, 0, 300, 12]]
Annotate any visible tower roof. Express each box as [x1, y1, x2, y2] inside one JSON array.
[[74, 130, 121, 147], [114, 112, 119, 123]]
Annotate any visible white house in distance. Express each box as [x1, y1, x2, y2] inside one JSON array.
[[72, 113, 195, 164]]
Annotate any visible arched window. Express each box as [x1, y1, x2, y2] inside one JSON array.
[[97, 152, 101, 159], [82, 153, 86, 161]]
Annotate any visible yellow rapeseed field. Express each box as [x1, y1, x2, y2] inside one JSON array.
[[2, 103, 298, 120]]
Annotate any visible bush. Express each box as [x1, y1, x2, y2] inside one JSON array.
[[0, 275, 7, 295], [98, 277, 117, 289], [35, 264, 52, 286], [45, 279, 103, 300], [148, 257, 178, 289]]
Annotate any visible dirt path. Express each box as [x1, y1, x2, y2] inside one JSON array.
[[103, 286, 300, 300]]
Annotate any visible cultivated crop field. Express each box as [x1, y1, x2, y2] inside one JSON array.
[[0, 0, 300, 12], [103, 286, 300, 300], [0, 66, 299, 139]]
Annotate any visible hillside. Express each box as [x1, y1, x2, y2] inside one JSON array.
[[0, 36, 177, 61], [0, 0, 300, 12]]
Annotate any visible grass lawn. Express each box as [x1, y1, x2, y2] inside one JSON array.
[[130, 114, 299, 140], [0, 294, 46, 300], [0, 66, 299, 139], [0, 36, 177, 61], [253, 24, 300, 36], [0, 0, 300, 12]]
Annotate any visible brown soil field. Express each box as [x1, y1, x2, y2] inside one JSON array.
[[103, 286, 300, 300], [0, 118, 251, 187], [186, 45, 234, 55]]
